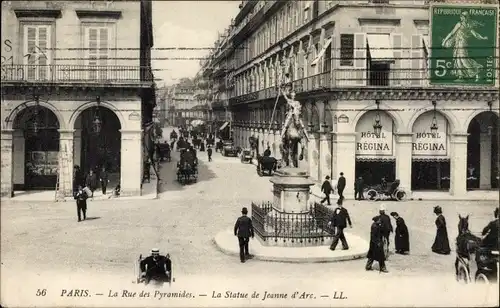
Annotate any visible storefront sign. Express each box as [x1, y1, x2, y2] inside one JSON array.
[[412, 112, 448, 156], [356, 112, 393, 156]]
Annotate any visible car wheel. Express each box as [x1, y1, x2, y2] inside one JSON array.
[[475, 272, 490, 284]]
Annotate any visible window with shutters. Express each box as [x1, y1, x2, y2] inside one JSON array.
[[23, 25, 52, 81], [85, 26, 110, 81], [340, 34, 354, 67]]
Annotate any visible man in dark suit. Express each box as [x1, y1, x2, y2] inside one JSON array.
[[481, 207, 499, 249], [74, 185, 88, 222], [234, 207, 254, 263], [320, 176, 333, 205], [354, 176, 365, 200], [379, 204, 393, 257], [328, 203, 352, 250], [336, 172, 346, 204], [140, 249, 171, 284]]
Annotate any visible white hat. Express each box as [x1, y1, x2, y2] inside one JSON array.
[[151, 248, 160, 254], [379, 204, 386, 211]]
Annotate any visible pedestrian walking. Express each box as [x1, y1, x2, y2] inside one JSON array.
[[234, 207, 254, 263], [366, 216, 389, 273], [85, 170, 98, 198], [378, 204, 393, 257], [354, 176, 365, 200], [100, 167, 109, 195], [431, 206, 451, 255], [74, 185, 88, 222], [390, 212, 410, 254], [320, 176, 333, 205], [336, 172, 346, 205], [328, 203, 352, 250], [207, 146, 213, 162]]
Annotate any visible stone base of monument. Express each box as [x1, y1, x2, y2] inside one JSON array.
[[213, 166, 369, 261]]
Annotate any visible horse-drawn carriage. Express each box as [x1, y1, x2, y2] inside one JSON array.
[[157, 142, 171, 162], [455, 215, 499, 284], [240, 148, 253, 164], [135, 252, 173, 286], [364, 180, 407, 201], [176, 149, 198, 184], [456, 248, 499, 284], [257, 155, 279, 176]]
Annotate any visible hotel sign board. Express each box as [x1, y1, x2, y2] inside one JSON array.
[[429, 4, 498, 86], [412, 112, 448, 156], [356, 112, 393, 156]]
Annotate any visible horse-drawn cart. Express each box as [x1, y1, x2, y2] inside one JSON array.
[[240, 149, 253, 164], [257, 155, 278, 176], [176, 149, 197, 184]]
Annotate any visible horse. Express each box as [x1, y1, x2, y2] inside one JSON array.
[[454, 214, 482, 280], [280, 115, 305, 168]]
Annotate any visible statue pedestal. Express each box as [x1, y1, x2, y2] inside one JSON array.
[[270, 168, 314, 213], [259, 168, 324, 247]]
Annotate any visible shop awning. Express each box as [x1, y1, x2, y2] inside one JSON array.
[[311, 37, 333, 67], [422, 35, 430, 54], [356, 156, 396, 162], [366, 34, 394, 62], [219, 121, 229, 131]]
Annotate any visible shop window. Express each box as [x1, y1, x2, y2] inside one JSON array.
[[355, 160, 396, 187], [411, 160, 450, 191]]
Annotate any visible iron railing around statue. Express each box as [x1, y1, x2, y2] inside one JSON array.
[[251, 201, 336, 244]]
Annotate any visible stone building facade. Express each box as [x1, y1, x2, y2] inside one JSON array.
[[202, 0, 499, 198], [0, 0, 155, 198]]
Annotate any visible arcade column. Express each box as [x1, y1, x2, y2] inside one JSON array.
[[479, 132, 492, 189], [120, 130, 142, 196], [318, 125, 332, 180], [307, 130, 320, 181], [395, 133, 413, 194], [1, 129, 14, 197], [332, 132, 356, 198], [450, 133, 468, 196], [58, 129, 75, 197], [73, 129, 82, 169]]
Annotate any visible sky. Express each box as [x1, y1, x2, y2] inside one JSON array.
[[152, 1, 240, 86]]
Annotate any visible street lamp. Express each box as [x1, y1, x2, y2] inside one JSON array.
[[430, 101, 439, 133], [373, 100, 382, 138], [93, 96, 102, 134], [30, 95, 40, 136]]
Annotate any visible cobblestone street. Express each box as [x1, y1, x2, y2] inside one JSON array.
[[2, 147, 497, 282]]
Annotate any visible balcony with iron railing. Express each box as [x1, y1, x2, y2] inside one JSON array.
[[230, 67, 499, 105], [1, 64, 154, 86]]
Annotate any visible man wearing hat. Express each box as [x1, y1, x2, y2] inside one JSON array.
[[378, 204, 393, 258], [140, 248, 171, 284], [234, 207, 254, 263], [336, 172, 346, 205], [320, 176, 334, 205]]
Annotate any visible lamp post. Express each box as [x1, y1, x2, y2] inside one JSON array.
[[93, 96, 102, 134], [30, 95, 40, 136], [487, 101, 494, 136], [430, 101, 439, 134], [373, 100, 382, 138]]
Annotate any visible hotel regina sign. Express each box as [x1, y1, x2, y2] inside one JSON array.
[[429, 5, 498, 86]]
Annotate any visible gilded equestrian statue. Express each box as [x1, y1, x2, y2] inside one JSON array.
[[279, 90, 309, 168]]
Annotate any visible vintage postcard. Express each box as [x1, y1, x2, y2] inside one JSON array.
[[1, 0, 499, 307]]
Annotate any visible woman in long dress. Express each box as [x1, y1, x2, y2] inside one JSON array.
[[431, 206, 451, 255], [441, 11, 488, 82], [390, 212, 410, 254]]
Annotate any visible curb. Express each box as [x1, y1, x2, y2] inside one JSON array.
[[213, 230, 368, 263]]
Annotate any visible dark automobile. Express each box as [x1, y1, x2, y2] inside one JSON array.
[[222, 141, 238, 157]]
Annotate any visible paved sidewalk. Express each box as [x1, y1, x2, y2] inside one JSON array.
[[310, 183, 499, 202], [2, 174, 159, 203], [214, 229, 368, 263]]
